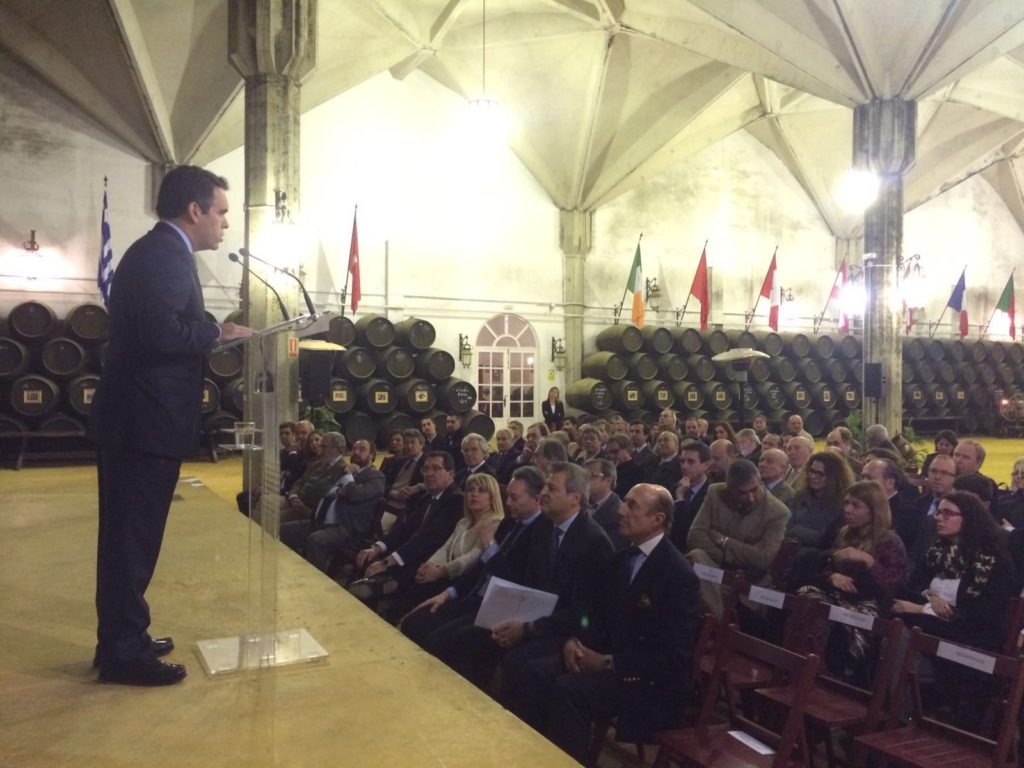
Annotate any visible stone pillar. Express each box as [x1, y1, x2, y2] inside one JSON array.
[[229, 0, 316, 472], [853, 100, 916, 434], [559, 209, 593, 386]]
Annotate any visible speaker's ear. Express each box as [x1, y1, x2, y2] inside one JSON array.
[[864, 362, 883, 398]]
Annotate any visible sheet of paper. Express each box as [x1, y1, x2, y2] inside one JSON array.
[[728, 730, 775, 755], [748, 585, 785, 609], [692, 563, 724, 584], [937, 641, 996, 674], [473, 576, 559, 630]]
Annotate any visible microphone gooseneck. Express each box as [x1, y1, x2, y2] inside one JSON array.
[[238, 247, 318, 318], [228, 251, 290, 321]]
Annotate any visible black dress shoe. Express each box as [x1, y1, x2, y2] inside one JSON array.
[[99, 658, 187, 687], [93, 637, 174, 668]]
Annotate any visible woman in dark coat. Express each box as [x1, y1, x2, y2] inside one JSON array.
[[542, 386, 565, 431]]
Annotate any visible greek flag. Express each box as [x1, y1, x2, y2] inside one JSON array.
[[98, 186, 114, 306]]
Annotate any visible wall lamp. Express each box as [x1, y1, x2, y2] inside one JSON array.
[[551, 337, 567, 371], [23, 230, 40, 252], [458, 333, 473, 368], [780, 287, 796, 302], [274, 189, 292, 224], [645, 277, 662, 312]]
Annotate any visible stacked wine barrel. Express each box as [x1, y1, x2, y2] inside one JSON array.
[[0, 300, 112, 438], [900, 336, 1024, 435], [270, 313, 491, 449], [570, 324, 868, 438]]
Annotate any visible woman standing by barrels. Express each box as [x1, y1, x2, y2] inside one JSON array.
[[542, 386, 565, 431]]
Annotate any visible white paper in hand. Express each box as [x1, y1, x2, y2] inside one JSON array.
[[473, 577, 559, 630]]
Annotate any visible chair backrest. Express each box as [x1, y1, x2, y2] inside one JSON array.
[[818, 612, 905, 734], [895, 628, 1024, 768], [769, 537, 799, 588], [1001, 596, 1024, 656], [697, 624, 819, 768]]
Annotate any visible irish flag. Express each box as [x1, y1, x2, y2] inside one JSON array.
[[625, 242, 644, 327], [996, 274, 1016, 340]]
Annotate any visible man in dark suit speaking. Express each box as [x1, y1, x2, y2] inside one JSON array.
[[89, 166, 253, 686]]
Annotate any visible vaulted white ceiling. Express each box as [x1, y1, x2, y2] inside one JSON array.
[[3, 0, 1024, 236]]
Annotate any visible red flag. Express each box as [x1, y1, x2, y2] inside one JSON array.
[[347, 209, 360, 313], [689, 246, 710, 331], [758, 254, 779, 331]]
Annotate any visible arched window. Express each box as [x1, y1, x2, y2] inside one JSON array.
[[475, 314, 538, 425]]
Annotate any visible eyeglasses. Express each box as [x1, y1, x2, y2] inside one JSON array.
[[807, 468, 827, 478], [1012, 470, 1024, 478], [934, 508, 962, 519]]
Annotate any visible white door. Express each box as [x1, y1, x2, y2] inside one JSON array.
[[476, 314, 538, 430]]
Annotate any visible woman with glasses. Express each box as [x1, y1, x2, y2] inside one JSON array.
[[797, 480, 908, 677], [892, 490, 1017, 651], [786, 451, 855, 549]]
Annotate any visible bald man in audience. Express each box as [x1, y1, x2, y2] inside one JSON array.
[[647, 431, 682, 494], [708, 438, 737, 483], [758, 447, 794, 506], [786, 414, 813, 441], [686, 460, 789, 617], [784, 435, 813, 485], [826, 426, 862, 474]]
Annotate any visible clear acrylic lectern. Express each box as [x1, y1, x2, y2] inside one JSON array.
[[196, 312, 334, 675]]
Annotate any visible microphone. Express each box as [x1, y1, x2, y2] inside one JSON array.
[[228, 252, 290, 320], [239, 247, 318, 318]]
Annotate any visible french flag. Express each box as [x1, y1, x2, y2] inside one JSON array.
[[947, 269, 968, 339]]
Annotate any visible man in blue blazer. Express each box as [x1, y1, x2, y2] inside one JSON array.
[[89, 166, 253, 686]]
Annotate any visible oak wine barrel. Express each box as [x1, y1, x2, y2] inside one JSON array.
[[641, 326, 674, 355], [394, 317, 436, 352], [782, 381, 810, 409], [656, 353, 687, 382], [325, 378, 357, 415], [0, 414, 27, 434], [65, 373, 101, 417], [808, 382, 837, 410], [749, 357, 771, 383], [641, 380, 674, 410], [686, 355, 716, 382], [671, 381, 704, 411], [200, 378, 221, 415], [702, 381, 733, 411], [771, 357, 797, 383], [704, 329, 729, 356], [795, 358, 822, 384], [375, 346, 415, 381], [566, 378, 613, 412], [9, 374, 59, 419], [0, 337, 29, 381], [948, 383, 968, 410], [326, 315, 357, 348], [462, 409, 496, 441], [627, 352, 658, 381], [37, 412, 86, 434], [396, 378, 436, 414], [837, 335, 861, 359], [811, 334, 835, 359], [41, 337, 88, 379], [336, 346, 377, 381], [609, 380, 644, 410], [340, 411, 376, 446], [582, 351, 628, 381], [375, 412, 415, 449], [207, 345, 244, 381], [64, 303, 109, 344], [755, 331, 784, 357], [673, 327, 703, 355], [903, 383, 926, 409], [836, 383, 861, 410], [781, 332, 811, 358], [596, 325, 643, 354], [220, 377, 245, 417], [436, 377, 477, 413], [756, 382, 787, 411], [825, 358, 848, 384], [415, 348, 456, 383], [8, 300, 58, 344], [359, 378, 398, 414], [354, 314, 396, 349], [724, 329, 757, 350]]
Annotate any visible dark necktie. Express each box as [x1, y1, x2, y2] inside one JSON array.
[[626, 545, 644, 583], [550, 527, 565, 568], [684, 488, 694, 504], [416, 498, 438, 533]]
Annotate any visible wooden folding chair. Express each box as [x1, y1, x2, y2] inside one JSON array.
[[854, 628, 1024, 768], [654, 624, 820, 768], [758, 613, 904, 768]]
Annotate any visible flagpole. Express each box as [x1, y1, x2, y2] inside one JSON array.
[[983, 268, 1015, 339], [614, 233, 642, 324], [814, 260, 845, 334], [677, 239, 707, 324], [745, 245, 776, 331], [929, 264, 967, 339], [340, 204, 356, 318]]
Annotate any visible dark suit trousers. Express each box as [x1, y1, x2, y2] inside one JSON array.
[[95, 447, 181, 665], [512, 652, 621, 762]]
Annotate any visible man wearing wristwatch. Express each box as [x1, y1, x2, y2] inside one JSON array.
[[505, 484, 700, 763]]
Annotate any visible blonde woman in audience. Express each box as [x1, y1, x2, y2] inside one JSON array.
[[383, 473, 504, 623]]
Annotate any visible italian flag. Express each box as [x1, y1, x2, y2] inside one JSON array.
[[996, 274, 1016, 340], [626, 243, 644, 327]]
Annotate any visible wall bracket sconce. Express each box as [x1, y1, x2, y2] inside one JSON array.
[[23, 230, 39, 252], [645, 277, 662, 312], [780, 287, 796, 302], [274, 189, 292, 224], [458, 333, 473, 368], [551, 337, 567, 371]]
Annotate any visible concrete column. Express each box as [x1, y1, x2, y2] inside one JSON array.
[[853, 100, 916, 434], [229, 0, 316, 474], [559, 209, 593, 386]]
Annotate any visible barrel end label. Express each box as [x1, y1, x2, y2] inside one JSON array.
[[23, 390, 42, 404], [333, 391, 348, 403]]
